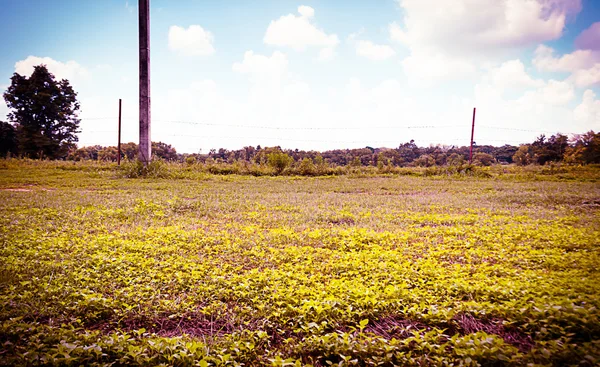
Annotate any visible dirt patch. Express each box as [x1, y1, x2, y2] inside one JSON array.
[[1, 185, 54, 192], [365, 314, 533, 352], [454, 313, 534, 352], [89, 304, 260, 339], [365, 316, 430, 339]]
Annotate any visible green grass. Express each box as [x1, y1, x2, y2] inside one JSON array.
[[1, 161, 599, 366]]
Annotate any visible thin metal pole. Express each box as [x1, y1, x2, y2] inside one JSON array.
[[139, 0, 151, 164], [469, 107, 476, 164], [118, 99, 122, 166]]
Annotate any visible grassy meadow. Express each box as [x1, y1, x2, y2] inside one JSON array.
[[1, 160, 599, 366]]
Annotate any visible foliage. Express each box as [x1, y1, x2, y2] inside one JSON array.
[[0, 161, 599, 365], [152, 141, 178, 161], [69, 141, 179, 163], [565, 131, 600, 164], [513, 145, 533, 166], [297, 157, 317, 176], [414, 154, 435, 167], [473, 152, 495, 166], [0, 121, 18, 156], [530, 134, 569, 165], [267, 150, 294, 174], [118, 159, 171, 178], [3, 65, 80, 159], [51, 130, 600, 171]]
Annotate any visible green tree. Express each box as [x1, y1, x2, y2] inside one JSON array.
[[447, 152, 464, 166], [531, 134, 568, 165], [3, 65, 80, 159], [414, 154, 435, 167], [492, 145, 518, 164], [513, 145, 533, 166], [267, 151, 293, 174], [473, 152, 495, 166], [297, 157, 316, 176], [0, 121, 18, 156], [152, 141, 178, 161], [565, 131, 600, 164]]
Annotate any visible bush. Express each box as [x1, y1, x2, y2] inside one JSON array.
[[118, 160, 170, 178], [473, 152, 495, 166], [267, 152, 294, 175], [185, 156, 197, 166], [297, 157, 316, 176]]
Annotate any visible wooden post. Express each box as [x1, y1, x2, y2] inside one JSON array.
[[139, 0, 151, 164], [117, 99, 122, 166], [469, 107, 476, 164]]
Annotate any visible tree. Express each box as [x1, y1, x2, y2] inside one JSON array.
[[152, 141, 178, 161], [513, 145, 533, 166], [565, 131, 600, 164], [473, 152, 495, 166], [414, 154, 435, 167], [492, 145, 518, 164], [0, 121, 18, 156], [531, 134, 568, 165], [3, 65, 80, 159], [267, 151, 293, 174]]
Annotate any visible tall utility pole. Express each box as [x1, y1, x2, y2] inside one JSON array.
[[469, 107, 476, 164], [118, 99, 122, 166], [139, 0, 151, 164]]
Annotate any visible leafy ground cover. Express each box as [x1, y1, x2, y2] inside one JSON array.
[[1, 161, 599, 366]]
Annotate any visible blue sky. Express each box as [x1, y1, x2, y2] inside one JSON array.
[[1, 0, 599, 152]]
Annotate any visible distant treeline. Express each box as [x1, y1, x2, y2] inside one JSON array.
[[2, 128, 598, 167], [68, 131, 600, 167]]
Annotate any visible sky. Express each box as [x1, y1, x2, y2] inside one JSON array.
[[0, 0, 599, 153]]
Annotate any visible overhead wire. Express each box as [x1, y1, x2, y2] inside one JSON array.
[[78, 116, 579, 147]]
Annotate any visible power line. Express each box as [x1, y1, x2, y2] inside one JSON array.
[[78, 117, 578, 135], [163, 134, 407, 145], [153, 119, 466, 131], [477, 125, 578, 135]]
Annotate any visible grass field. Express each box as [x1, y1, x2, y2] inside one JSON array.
[[1, 161, 599, 366]]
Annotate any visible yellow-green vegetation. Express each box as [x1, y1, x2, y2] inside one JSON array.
[[1, 160, 599, 366]]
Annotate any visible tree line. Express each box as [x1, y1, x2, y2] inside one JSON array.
[[1, 64, 598, 167], [15, 131, 593, 168]]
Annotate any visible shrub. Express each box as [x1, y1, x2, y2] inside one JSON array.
[[297, 157, 316, 176], [267, 152, 294, 175], [118, 159, 170, 178]]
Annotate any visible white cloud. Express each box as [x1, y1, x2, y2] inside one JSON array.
[[14, 56, 89, 84], [318, 47, 335, 62], [533, 45, 599, 72], [168, 25, 215, 56], [574, 90, 600, 127], [263, 6, 339, 51], [402, 50, 477, 85], [571, 64, 600, 88], [392, 0, 580, 54], [485, 59, 544, 90], [533, 45, 600, 88], [470, 65, 588, 140], [298, 5, 314, 18], [531, 22, 600, 88], [575, 22, 600, 51], [389, 23, 409, 44], [519, 79, 575, 106], [354, 40, 396, 61], [232, 51, 288, 80], [390, 0, 581, 82]]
